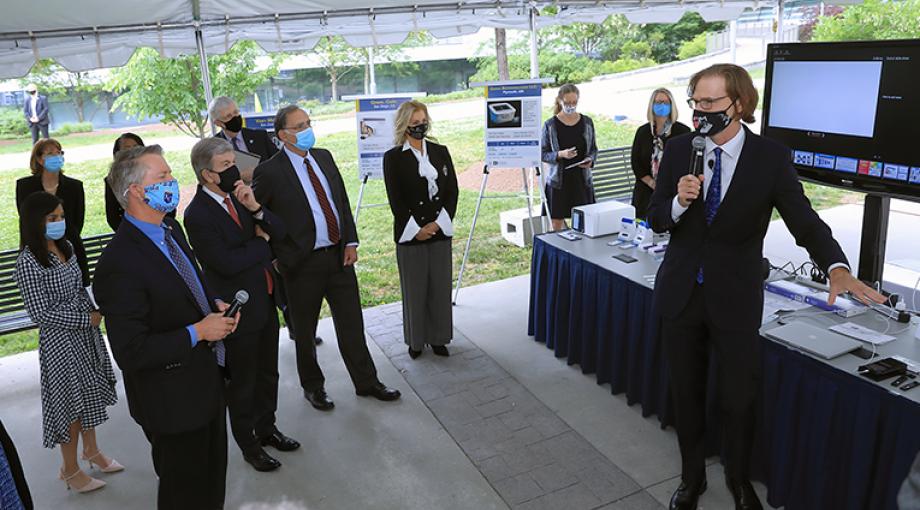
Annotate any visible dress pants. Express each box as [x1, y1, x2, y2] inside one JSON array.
[[225, 300, 280, 452], [395, 239, 453, 351], [151, 409, 227, 510], [285, 246, 378, 392], [28, 123, 48, 144], [661, 283, 761, 486]]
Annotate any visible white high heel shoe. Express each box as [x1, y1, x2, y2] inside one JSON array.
[[82, 451, 125, 473], [60, 468, 106, 493]]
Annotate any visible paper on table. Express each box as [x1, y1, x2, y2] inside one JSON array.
[[762, 291, 812, 324]]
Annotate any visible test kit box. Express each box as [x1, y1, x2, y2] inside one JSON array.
[[500, 207, 546, 247], [571, 201, 636, 238]]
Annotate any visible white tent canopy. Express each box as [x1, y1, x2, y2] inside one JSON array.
[[1, 0, 771, 78]]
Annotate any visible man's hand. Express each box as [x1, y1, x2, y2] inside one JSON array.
[[194, 312, 237, 342], [90, 311, 103, 328], [233, 182, 260, 212], [827, 268, 887, 306], [343, 245, 358, 266], [30, 116, 38, 123], [215, 300, 240, 335], [254, 224, 270, 242], [578, 157, 593, 169], [677, 174, 704, 208]]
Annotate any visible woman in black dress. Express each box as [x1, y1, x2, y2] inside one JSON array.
[[630, 88, 691, 218], [541, 83, 598, 231]]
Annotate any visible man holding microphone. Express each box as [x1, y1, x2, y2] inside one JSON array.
[[648, 64, 885, 510]]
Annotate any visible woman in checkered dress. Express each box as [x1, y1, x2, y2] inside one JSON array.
[[14, 192, 121, 494]]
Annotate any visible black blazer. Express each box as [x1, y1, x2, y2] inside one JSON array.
[[216, 128, 279, 161], [630, 121, 691, 217], [252, 148, 358, 274], [382, 141, 459, 245], [23, 95, 49, 125], [93, 216, 223, 435], [16, 173, 89, 286], [183, 186, 286, 333], [648, 126, 847, 331], [104, 178, 175, 231]]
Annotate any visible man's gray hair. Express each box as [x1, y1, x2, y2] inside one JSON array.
[[108, 145, 164, 209], [208, 96, 236, 122], [191, 137, 234, 182]]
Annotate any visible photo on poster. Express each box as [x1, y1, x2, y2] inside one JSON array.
[[359, 117, 388, 140], [487, 100, 522, 129]]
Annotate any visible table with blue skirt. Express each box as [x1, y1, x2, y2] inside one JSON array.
[[527, 232, 920, 510]]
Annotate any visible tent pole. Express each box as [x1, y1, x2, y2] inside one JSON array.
[[196, 27, 216, 136], [369, 46, 378, 95], [529, 5, 539, 79], [729, 20, 737, 64], [774, 0, 785, 43]]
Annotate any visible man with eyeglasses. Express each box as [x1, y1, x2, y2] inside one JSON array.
[[252, 105, 401, 411], [648, 64, 885, 510]]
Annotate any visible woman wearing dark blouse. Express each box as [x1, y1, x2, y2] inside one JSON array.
[[630, 88, 691, 218], [541, 83, 598, 231], [15, 139, 90, 287]]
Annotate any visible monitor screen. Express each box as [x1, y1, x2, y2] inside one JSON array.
[[761, 39, 920, 199]]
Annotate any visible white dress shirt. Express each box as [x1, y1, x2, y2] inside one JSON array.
[[29, 95, 38, 118], [669, 127, 848, 274], [282, 147, 355, 249], [398, 140, 454, 244]]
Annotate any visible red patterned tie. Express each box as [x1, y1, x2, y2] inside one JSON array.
[[224, 196, 274, 295], [304, 158, 340, 245]]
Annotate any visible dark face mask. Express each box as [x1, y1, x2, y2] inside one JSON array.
[[223, 114, 243, 133], [215, 165, 241, 194], [29, 90, 36, 95], [692, 106, 733, 137], [407, 123, 428, 140]]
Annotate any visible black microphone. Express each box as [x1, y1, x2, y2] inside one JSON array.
[[689, 136, 706, 177], [223, 290, 249, 317]]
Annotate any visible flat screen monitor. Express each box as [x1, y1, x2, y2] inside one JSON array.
[[761, 39, 920, 199]]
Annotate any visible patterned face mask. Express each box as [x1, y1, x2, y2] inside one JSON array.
[[142, 179, 180, 213]]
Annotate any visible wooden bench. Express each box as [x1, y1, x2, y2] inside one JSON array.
[[0, 232, 114, 336], [591, 146, 635, 202]]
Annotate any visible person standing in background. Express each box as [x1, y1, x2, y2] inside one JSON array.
[[630, 88, 690, 218], [105, 133, 178, 231], [23, 84, 49, 144], [541, 83, 597, 231], [16, 139, 89, 287], [383, 100, 458, 359], [14, 192, 120, 495]]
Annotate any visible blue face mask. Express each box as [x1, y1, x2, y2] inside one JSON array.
[[652, 103, 671, 118], [143, 179, 180, 213], [44, 155, 64, 172], [45, 219, 66, 240], [292, 127, 315, 152]]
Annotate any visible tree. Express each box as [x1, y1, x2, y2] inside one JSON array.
[[638, 12, 725, 63], [544, 15, 642, 61], [110, 41, 281, 138], [312, 36, 362, 101], [798, 5, 846, 42], [495, 28, 510, 80], [353, 32, 430, 94], [20, 59, 108, 123], [811, 0, 920, 41]]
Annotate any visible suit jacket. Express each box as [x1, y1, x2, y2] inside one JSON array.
[[16, 173, 89, 286], [23, 95, 49, 126], [216, 127, 278, 162], [252, 148, 358, 274], [647, 126, 847, 331], [183, 186, 286, 333], [93, 216, 223, 435], [382, 141, 459, 245]]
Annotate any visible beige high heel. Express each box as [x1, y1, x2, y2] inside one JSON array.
[[60, 468, 106, 493], [82, 451, 125, 473]]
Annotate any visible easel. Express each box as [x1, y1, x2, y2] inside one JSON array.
[[353, 174, 389, 225], [453, 164, 548, 304]]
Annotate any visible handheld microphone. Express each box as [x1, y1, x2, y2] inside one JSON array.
[[223, 290, 249, 317], [689, 136, 706, 177]]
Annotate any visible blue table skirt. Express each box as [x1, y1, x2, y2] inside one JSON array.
[[527, 235, 920, 510]]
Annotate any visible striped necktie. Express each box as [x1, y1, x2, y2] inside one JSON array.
[[304, 158, 340, 245]]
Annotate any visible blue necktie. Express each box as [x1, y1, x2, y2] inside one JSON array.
[[697, 148, 723, 284], [163, 227, 226, 366]]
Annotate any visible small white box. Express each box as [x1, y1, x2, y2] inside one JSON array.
[[500, 207, 546, 247], [572, 201, 636, 238]]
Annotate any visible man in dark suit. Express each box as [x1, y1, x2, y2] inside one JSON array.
[[184, 137, 300, 472], [253, 105, 401, 411], [94, 145, 239, 509], [648, 64, 885, 510], [22, 84, 49, 144]]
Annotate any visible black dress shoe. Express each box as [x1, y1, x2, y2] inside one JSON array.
[[314, 336, 323, 345], [356, 382, 401, 401], [243, 446, 281, 472], [261, 430, 301, 452], [726, 478, 763, 510], [669, 479, 707, 510], [304, 388, 335, 410], [431, 345, 449, 357], [408, 347, 422, 359]]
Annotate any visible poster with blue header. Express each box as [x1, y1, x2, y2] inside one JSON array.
[[482, 81, 544, 168], [353, 95, 414, 179]]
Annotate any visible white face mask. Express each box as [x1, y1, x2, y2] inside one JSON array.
[[561, 103, 577, 115]]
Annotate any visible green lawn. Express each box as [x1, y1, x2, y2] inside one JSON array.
[[0, 127, 185, 155]]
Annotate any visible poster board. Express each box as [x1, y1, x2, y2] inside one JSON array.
[[346, 94, 418, 180], [475, 79, 551, 169]]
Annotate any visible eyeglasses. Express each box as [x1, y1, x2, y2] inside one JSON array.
[[283, 120, 312, 131], [43, 150, 64, 157], [653, 100, 671, 105], [687, 96, 730, 110]]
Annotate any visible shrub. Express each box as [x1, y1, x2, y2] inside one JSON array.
[[677, 32, 709, 61], [0, 108, 29, 137], [620, 41, 653, 61], [52, 122, 93, 136]]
